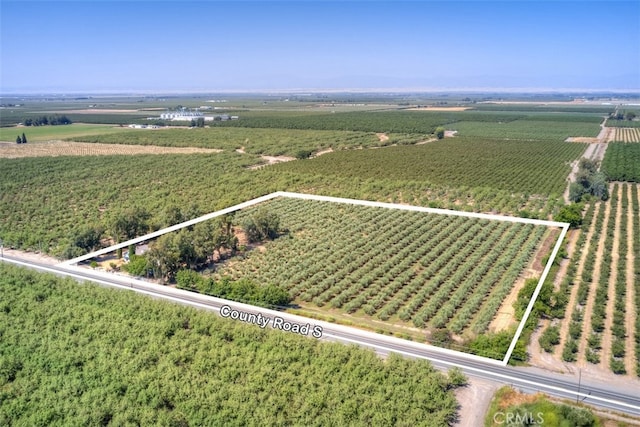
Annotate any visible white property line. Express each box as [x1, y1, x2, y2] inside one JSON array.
[[503, 222, 570, 364], [61, 192, 282, 265], [61, 191, 569, 365]]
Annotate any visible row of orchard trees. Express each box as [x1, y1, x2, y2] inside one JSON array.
[[0, 263, 461, 426], [22, 114, 72, 126]]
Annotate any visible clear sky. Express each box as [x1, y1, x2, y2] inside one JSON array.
[[1, 0, 639, 93]]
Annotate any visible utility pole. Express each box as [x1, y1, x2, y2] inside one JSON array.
[[576, 368, 581, 404]]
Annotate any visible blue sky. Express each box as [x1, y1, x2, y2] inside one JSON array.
[[1, 1, 638, 93]]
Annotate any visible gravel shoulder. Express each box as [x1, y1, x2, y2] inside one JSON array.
[[454, 377, 498, 427]]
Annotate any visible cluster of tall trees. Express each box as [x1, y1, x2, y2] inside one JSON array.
[[190, 117, 205, 127], [609, 110, 637, 121], [119, 209, 281, 283], [15, 133, 27, 144], [569, 159, 608, 203], [144, 217, 237, 281], [242, 209, 280, 243], [23, 114, 72, 126]]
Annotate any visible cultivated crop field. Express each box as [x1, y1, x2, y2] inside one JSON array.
[[538, 182, 639, 375], [0, 263, 459, 426], [613, 128, 640, 143], [0, 123, 129, 142], [218, 197, 557, 346], [602, 142, 640, 183], [446, 118, 601, 141], [274, 137, 586, 197], [0, 141, 222, 158], [73, 127, 424, 157]]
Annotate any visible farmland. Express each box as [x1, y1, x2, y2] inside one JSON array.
[[0, 123, 129, 142], [2, 95, 640, 379], [0, 263, 460, 426], [612, 127, 640, 142], [274, 137, 586, 197], [601, 142, 640, 182], [537, 182, 639, 375], [0, 141, 222, 158], [445, 118, 601, 141], [214, 197, 555, 352], [73, 127, 423, 157]]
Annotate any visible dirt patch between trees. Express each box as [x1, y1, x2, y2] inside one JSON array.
[[624, 184, 638, 373], [577, 196, 612, 367], [599, 184, 621, 369], [376, 133, 389, 142], [248, 155, 296, 170], [313, 147, 334, 157], [554, 203, 599, 359]]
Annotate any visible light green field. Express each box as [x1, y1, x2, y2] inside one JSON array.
[[0, 124, 129, 142]]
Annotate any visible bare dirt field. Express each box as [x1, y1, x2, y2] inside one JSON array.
[[565, 136, 600, 143], [376, 133, 389, 142], [0, 141, 222, 158]]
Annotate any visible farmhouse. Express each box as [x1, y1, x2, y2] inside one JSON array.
[[159, 110, 239, 122]]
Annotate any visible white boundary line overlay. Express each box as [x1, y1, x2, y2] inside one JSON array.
[[60, 191, 570, 365]]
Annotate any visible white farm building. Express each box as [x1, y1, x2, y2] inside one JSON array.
[[159, 110, 239, 122], [160, 111, 205, 121]]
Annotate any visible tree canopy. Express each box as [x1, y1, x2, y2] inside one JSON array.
[[0, 263, 460, 426]]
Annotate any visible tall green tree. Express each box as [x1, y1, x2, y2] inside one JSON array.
[[243, 209, 279, 243], [110, 207, 151, 258], [146, 233, 181, 282], [21, 133, 27, 144]]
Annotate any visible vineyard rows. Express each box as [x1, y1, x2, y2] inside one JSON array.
[[219, 197, 552, 337], [613, 128, 640, 143], [551, 183, 639, 375]]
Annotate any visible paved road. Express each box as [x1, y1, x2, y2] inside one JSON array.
[[3, 254, 639, 418]]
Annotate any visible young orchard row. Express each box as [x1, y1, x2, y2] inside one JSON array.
[[556, 183, 639, 375], [220, 197, 550, 338], [613, 128, 640, 143]]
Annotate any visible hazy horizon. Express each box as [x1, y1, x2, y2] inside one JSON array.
[[1, 1, 639, 94]]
